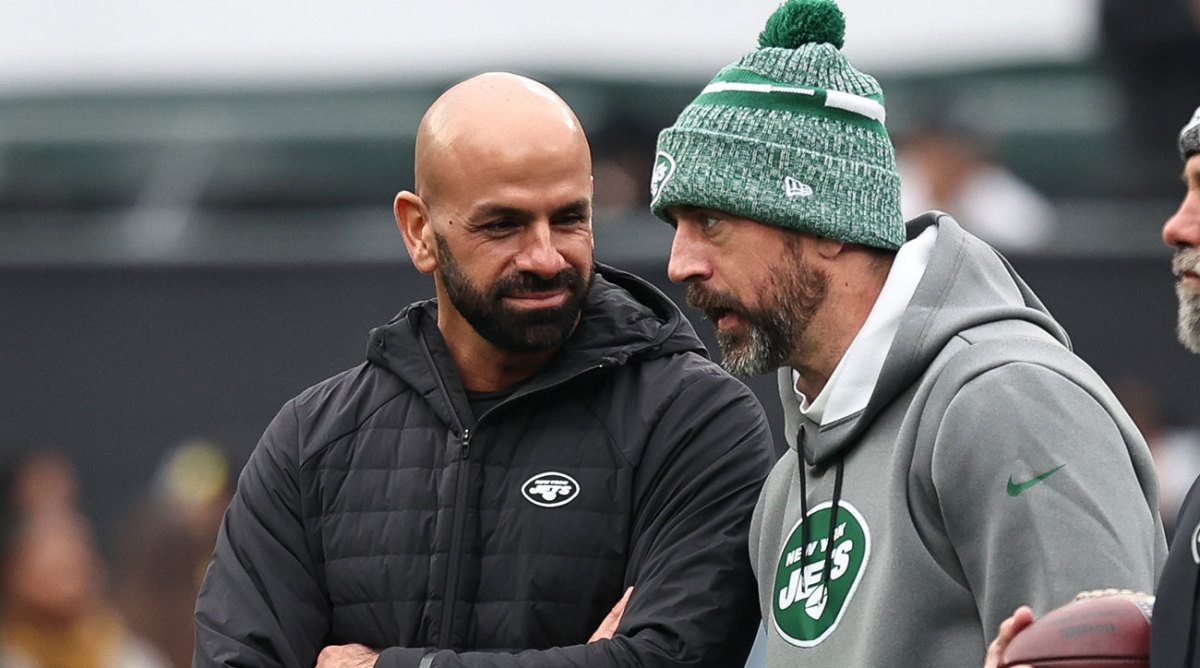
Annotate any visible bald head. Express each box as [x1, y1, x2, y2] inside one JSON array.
[[414, 73, 592, 205]]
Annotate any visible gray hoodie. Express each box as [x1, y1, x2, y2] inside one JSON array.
[[749, 212, 1167, 667]]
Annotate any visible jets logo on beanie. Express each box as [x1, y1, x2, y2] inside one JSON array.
[[650, 0, 905, 250]]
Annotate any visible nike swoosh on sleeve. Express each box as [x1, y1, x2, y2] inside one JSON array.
[[1006, 464, 1066, 497]]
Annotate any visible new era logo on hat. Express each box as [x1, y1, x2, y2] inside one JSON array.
[[783, 176, 813, 198]]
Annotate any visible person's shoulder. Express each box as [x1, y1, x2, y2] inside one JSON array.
[[934, 317, 1092, 386], [642, 348, 758, 396], [282, 361, 409, 439], [292, 360, 390, 408]]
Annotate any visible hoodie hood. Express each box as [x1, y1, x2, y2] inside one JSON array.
[[783, 211, 1071, 466], [365, 262, 706, 425]]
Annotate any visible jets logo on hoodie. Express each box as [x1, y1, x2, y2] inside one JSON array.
[[772, 501, 870, 646]]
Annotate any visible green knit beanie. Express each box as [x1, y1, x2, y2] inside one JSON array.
[[1180, 105, 1200, 159], [650, 0, 905, 250]]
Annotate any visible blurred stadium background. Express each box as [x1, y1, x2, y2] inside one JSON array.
[[2, 0, 1198, 596]]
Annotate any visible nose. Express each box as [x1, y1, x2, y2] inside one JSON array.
[[516, 221, 567, 277], [666, 221, 711, 284], [1163, 190, 1200, 250]]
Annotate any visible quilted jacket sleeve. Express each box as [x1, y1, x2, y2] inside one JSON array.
[[193, 400, 339, 668], [1151, 475, 1200, 667]]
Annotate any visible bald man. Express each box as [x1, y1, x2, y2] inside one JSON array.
[[193, 73, 773, 668]]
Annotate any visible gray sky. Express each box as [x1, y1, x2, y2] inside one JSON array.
[[1, 0, 1096, 92]]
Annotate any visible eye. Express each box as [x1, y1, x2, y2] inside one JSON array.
[[553, 211, 590, 226], [701, 213, 722, 229], [481, 218, 519, 234]]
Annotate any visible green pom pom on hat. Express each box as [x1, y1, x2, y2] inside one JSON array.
[[649, 0, 905, 250], [758, 0, 846, 49]]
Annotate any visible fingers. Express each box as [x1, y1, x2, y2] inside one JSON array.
[[588, 586, 634, 643], [983, 606, 1035, 668], [314, 644, 379, 668], [1009, 605, 1035, 634]]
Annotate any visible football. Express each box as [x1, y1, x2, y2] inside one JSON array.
[[1001, 593, 1153, 668]]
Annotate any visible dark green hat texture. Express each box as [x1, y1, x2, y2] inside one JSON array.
[[1181, 105, 1200, 159], [650, 0, 905, 249]]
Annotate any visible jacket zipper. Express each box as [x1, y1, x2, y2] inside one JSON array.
[[435, 359, 611, 647], [440, 427, 472, 647]]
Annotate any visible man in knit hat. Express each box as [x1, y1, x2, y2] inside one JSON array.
[[1155, 99, 1200, 653], [650, 0, 1166, 665], [983, 106, 1200, 668]]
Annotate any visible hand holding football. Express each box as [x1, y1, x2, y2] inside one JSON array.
[[1001, 592, 1153, 668]]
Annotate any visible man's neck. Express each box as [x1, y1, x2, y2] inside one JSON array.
[[791, 252, 893, 399], [455, 346, 554, 393], [433, 311, 556, 392]]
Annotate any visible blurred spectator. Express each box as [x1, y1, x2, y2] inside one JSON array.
[[0, 450, 167, 668], [0, 457, 21, 668], [1099, 0, 1200, 197], [1113, 378, 1200, 540], [898, 122, 1056, 252], [112, 440, 233, 668], [591, 112, 659, 218], [11, 452, 77, 516]]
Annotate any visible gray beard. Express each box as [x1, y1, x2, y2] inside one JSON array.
[[717, 311, 796, 378], [1173, 249, 1200, 354], [1177, 283, 1200, 354], [693, 239, 828, 379]]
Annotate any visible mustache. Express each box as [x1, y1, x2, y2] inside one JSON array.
[[496, 267, 585, 296], [1173, 248, 1200, 277], [686, 283, 744, 316]]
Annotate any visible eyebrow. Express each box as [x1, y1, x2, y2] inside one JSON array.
[[467, 199, 591, 223], [555, 199, 592, 217], [468, 204, 531, 223]]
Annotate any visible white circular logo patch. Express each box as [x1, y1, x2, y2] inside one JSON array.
[[649, 151, 677, 208], [522, 472, 580, 508], [773, 501, 871, 647]]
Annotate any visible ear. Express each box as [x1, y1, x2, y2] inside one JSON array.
[[811, 236, 846, 260], [395, 191, 437, 274]]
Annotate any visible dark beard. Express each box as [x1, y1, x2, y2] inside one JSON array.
[[436, 232, 593, 353], [686, 249, 828, 377]]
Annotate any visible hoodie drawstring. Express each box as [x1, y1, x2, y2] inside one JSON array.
[[798, 460, 810, 568], [796, 446, 846, 604], [823, 461, 845, 592]]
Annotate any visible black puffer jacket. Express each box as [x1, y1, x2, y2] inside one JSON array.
[[1151, 474, 1200, 666], [194, 264, 774, 668]]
